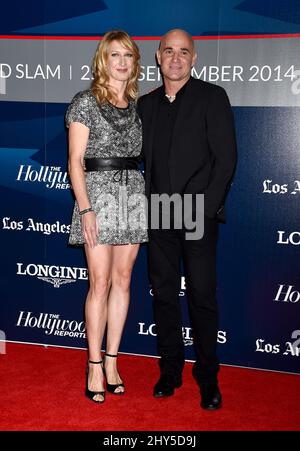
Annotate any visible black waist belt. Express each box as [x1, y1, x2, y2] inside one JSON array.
[[84, 157, 141, 184]]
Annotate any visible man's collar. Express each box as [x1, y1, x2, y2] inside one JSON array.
[[161, 76, 192, 100]]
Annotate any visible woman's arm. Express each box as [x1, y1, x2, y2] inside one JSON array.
[[68, 122, 98, 248]]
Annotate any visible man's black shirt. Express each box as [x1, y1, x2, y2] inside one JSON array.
[[150, 78, 190, 195]]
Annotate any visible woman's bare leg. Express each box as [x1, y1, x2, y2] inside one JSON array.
[[105, 243, 140, 393], [84, 243, 113, 401]]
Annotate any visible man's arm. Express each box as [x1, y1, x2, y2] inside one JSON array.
[[203, 86, 237, 221]]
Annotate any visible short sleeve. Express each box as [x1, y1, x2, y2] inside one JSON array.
[[65, 90, 92, 129]]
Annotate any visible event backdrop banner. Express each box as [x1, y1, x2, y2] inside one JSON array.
[[0, 1, 300, 374]]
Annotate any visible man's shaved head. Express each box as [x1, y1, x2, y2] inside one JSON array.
[[159, 29, 195, 52]]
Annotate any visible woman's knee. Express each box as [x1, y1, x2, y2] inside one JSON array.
[[89, 275, 111, 297], [112, 268, 132, 291]]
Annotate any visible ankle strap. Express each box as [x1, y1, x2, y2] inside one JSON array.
[[105, 353, 118, 358], [88, 359, 103, 364]]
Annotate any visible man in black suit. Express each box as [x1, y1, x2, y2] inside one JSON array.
[[138, 29, 237, 410]]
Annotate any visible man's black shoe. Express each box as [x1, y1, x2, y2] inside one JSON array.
[[200, 383, 222, 410], [153, 374, 182, 398]]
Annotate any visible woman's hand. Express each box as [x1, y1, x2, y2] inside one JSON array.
[[81, 211, 99, 248]]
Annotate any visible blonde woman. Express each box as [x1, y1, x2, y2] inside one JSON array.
[[66, 30, 148, 403]]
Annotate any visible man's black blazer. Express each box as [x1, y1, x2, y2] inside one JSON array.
[[137, 77, 237, 222]]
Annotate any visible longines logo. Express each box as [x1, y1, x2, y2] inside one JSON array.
[[255, 330, 300, 357], [16, 311, 86, 338], [262, 179, 300, 195], [2, 217, 70, 235], [277, 231, 300, 245], [16, 263, 88, 287], [149, 277, 186, 297], [274, 284, 300, 303], [138, 323, 227, 346], [16, 165, 70, 190]]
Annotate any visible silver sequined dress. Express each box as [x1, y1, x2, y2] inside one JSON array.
[[65, 89, 148, 245]]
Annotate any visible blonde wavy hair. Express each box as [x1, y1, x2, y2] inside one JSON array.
[[91, 30, 140, 104]]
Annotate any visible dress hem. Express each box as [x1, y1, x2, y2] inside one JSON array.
[[68, 239, 148, 247]]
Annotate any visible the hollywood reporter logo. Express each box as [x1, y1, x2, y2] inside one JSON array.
[[16, 165, 70, 190], [274, 284, 300, 304], [16, 312, 86, 338]]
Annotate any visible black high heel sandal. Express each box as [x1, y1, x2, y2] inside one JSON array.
[[103, 353, 125, 395], [85, 360, 105, 403]]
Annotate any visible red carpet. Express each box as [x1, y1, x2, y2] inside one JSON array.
[[0, 343, 299, 431]]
